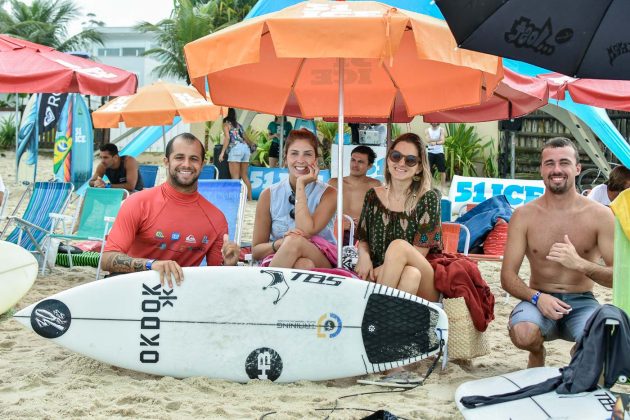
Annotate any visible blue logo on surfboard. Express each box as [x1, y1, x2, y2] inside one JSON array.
[[317, 313, 342, 338]]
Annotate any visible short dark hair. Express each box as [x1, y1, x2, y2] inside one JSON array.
[[351, 145, 377, 165], [99, 143, 118, 156], [165, 133, 206, 160], [606, 165, 630, 192], [541, 137, 580, 163]]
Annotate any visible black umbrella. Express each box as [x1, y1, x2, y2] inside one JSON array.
[[435, 0, 630, 80]]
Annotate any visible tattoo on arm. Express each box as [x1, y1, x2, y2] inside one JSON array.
[[111, 254, 146, 273]]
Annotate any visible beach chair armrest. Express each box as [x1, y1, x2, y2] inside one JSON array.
[[9, 216, 50, 234], [49, 212, 72, 222]]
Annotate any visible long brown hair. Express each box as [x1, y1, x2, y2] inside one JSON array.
[[384, 133, 431, 210]]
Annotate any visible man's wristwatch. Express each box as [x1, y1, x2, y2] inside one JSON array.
[[531, 291, 542, 306], [145, 259, 156, 271]]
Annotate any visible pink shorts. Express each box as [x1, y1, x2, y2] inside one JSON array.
[[260, 235, 338, 267]]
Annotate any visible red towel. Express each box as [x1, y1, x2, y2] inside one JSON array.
[[428, 253, 495, 332]]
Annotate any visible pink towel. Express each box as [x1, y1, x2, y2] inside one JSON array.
[[261, 235, 338, 267]]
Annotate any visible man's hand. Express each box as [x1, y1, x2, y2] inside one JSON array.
[[152, 260, 184, 288], [546, 235, 584, 271], [221, 234, 240, 266], [92, 176, 106, 188], [536, 293, 572, 320]]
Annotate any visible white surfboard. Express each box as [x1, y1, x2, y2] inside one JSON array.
[[14, 267, 448, 382], [0, 240, 38, 314], [456, 367, 626, 420]]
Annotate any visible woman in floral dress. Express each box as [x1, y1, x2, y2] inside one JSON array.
[[355, 133, 442, 301]]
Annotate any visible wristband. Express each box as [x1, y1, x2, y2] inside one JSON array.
[[531, 291, 541, 306], [145, 259, 156, 271], [271, 240, 278, 252], [105, 184, 111, 189]]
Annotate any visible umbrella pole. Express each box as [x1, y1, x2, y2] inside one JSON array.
[[279, 116, 284, 167], [162, 126, 167, 152], [510, 131, 516, 179], [336, 59, 345, 268], [15, 100, 19, 185]]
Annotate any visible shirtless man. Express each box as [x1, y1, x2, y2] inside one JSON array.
[[328, 145, 381, 245], [501, 137, 614, 367]]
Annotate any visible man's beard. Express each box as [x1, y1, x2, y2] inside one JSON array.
[[168, 168, 199, 188], [546, 175, 572, 194]]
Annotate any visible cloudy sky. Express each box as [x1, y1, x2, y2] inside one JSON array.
[[68, 0, 175, 35]]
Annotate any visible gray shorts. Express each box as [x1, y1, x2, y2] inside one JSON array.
[[508, 291, 600, 342], [227, 142, 251, 163]]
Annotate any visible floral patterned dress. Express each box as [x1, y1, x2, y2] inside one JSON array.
[[356, 188, 443, 267]]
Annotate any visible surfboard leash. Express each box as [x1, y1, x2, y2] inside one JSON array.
[[318, 338, 446, 420], [258, 340, 445, 419]]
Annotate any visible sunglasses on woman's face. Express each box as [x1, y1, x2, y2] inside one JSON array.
[[388, 150, 419, 167], [289, 193, 295, 219]]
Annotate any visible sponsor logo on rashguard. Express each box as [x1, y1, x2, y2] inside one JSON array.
[[159, 243, 167, 250], [171, 232, 180, 241], [155, 230, 164, 239], [201, 235, 208, 244], [185, 234, 196, 243]]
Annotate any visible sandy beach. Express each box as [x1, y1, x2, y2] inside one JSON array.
[[0, 152, 615, 419]]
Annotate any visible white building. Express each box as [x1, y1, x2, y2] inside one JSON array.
[[88, 27, 192, 152]]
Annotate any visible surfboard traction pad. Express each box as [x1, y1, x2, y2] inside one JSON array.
[[362, 293, 440, 364]]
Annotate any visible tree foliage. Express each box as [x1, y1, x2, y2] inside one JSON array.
[[0, 0, 103, 51], [135, 0, 257, 83]]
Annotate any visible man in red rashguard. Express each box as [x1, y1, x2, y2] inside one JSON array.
[[102, 133, 240, 287]]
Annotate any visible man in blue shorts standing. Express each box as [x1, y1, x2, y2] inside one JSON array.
[[501, 137, 614, 367]]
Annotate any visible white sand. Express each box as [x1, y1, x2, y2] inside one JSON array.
[[0, 152, 615, 419]]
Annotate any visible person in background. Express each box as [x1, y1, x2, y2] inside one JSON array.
[[0, 174, 5, 211], [102, 133, 240, 287], [355, 133, 442, 302], [587, 165, 630, 206], [424, 122, 447, 192], [328, 145, 381, 245], [252, 129, 337, 269], [502, 137, 613, 367], [89, 143, 143, 193], [219, 108, 254, 200], [267, 116, 293, 168]]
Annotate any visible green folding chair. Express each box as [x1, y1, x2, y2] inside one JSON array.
[[45, 187, 128, 279], [1, 181, 74, 265]]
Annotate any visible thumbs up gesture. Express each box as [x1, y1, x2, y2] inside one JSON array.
[[221, 233, 240, 266], [546, 234, 583, 271]]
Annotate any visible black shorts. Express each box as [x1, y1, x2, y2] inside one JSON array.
[[269, 141, 280, 159], [428, 152, 446, 173]]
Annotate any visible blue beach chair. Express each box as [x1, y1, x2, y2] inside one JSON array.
[[197, 179, 247, 245], [199, 165, 219, 180], [138, 164, 159, 188], [44, 187, 128, 279], [1, 181, 74, 264]]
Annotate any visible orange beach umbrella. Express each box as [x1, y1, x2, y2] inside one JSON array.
[[184, 1, 504, 265], [92, 81, 224, 128], [184, 1, 503, 119]]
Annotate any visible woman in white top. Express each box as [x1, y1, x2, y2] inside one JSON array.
[[424, 123, 446, 191]]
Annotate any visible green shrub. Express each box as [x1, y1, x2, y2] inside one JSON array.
[[0, 117, 17, 150], [444, 123, 486, 178]]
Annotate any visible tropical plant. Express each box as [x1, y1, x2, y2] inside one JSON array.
[[247, 127, 270, 167], [482, 140, 499, 178], [444, 123, 487, 178], [0, 0, 103, 51], [135, 0, 214, 83], [316, 121, 350, 168], [389, 123, 401, 139], [0, 116, 17, 149], [136, 0, 257, 83]]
